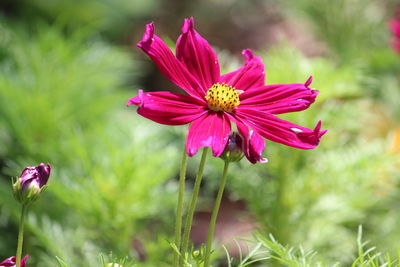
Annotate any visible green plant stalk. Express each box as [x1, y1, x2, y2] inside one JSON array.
[[173, 148, 188, 267], [180, 147, 209, 264], [16, 204, 27, 267], [204, 160, 230, 267]]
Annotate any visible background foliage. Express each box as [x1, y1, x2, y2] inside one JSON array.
[[0, 0, 400, 266]]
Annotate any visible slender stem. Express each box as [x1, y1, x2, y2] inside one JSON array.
[[16, 204, 27, 267], [204, 160, 230, 267], [180, 147, 209, 264], [173, 148, 188, 267]]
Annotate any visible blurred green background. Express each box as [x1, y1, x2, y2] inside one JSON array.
[[1, 0, 400, 266]]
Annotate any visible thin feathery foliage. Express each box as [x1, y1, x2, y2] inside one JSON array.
[[220, 227, 400, 267], [0, 20, 181, 265]]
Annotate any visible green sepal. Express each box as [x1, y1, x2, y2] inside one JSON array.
[[220, 150, 244, 163], [11, 177, 46, 205]]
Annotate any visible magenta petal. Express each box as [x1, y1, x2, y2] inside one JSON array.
[[0, 255, 29, 267], [220, 49, 265, 91], [176, 17, 220, 92], [239, 77, 319, 114], [236, 109, 327, 149], [186, 111, 231, 157], [232, 116, 267, 164], [389, 19, 400, 37], [248, 130, 268, 163], [137, 22, 205, 99], [21, 255, 29, 267], [0, 256, 16, 266], [127, 90, 207, 125]]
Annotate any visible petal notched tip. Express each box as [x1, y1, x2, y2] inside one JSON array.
[[315, 120, 328, 138], [182, 17, 195, 33], [126, 89, 144, 106], [303, 76, 319, 104], [304, 88, 319, 105], [305, 75, 313, 87], [295, 120, 327, 148], [137, 22, 155, 49], [310, 89, 319, 98], [242, 49, 255, 63], [314, 120, 322, 132]]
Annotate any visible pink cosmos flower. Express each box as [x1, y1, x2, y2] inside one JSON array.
[[389, 13, 400, 53], [127, 18, 327, 163], [0, 255, 29, 267]]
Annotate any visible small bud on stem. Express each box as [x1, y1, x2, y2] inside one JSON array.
[[220, 133, 244, 163], [12, 163, 51, 205]]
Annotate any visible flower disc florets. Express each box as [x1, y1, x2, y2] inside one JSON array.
[[205, 83, 240, 112]]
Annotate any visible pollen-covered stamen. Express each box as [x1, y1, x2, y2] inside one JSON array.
[[205, 83, 240, 112]]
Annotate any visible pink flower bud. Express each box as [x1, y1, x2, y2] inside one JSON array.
[[13, 163, 51, 205], [19, 163, 51, 191]]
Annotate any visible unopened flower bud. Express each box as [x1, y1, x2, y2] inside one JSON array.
[[220, 133, 244, 162], [12, 163, 51, 205], [106, 264, 122, 267]]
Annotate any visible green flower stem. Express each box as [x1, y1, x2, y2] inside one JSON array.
[[203, 160, 230, 267], [16, 204, 27, 267], [180, 147, 209, 264], [174, 148, 188, 267]]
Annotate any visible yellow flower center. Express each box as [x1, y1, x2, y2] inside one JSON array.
[[205, 83, 240, 112]]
